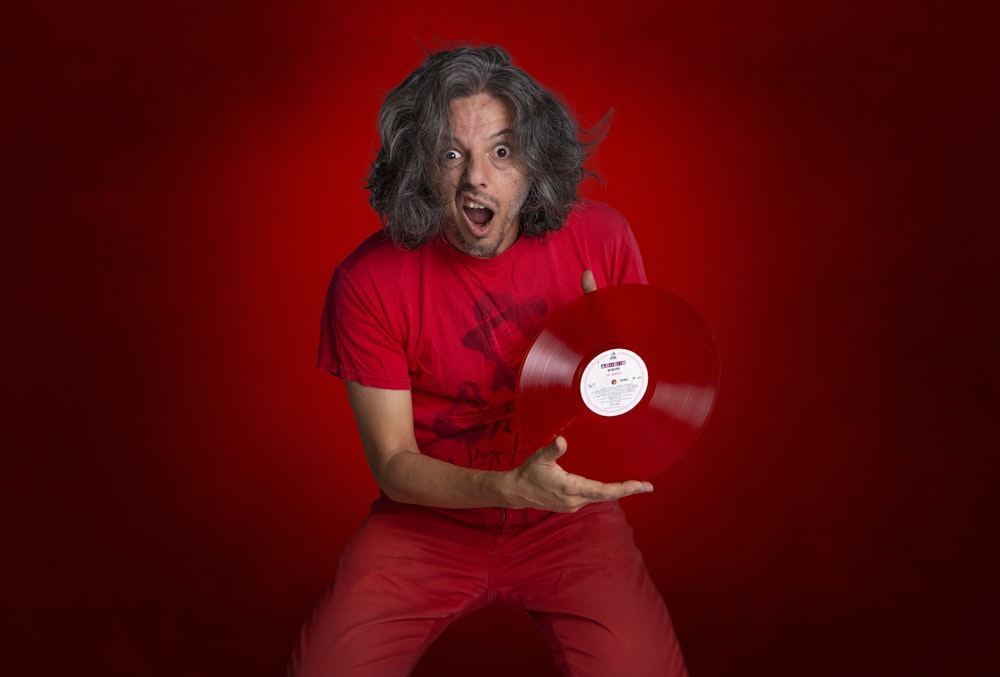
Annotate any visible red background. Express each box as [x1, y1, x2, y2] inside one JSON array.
[[6, 1, 996, 675]]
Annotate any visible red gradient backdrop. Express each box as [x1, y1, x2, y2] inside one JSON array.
[[6, 1, 996, 675]]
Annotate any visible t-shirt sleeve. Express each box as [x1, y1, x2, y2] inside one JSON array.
[[584, 202, 649, 286], [613, 216, 648, 285], [316, 264, 411, 390]]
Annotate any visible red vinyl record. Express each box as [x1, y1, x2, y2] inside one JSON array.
[[515, 284, 721, 482]]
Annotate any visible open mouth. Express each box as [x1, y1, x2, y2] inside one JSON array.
[[462, 199, 495, 233]]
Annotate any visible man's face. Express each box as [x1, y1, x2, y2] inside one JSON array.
[[435, 93, 528, 258]]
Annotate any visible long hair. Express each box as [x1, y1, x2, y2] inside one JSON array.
[[366, 45, 606, 248]]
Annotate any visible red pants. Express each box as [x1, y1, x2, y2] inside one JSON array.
[[287, 498, 688, 676]]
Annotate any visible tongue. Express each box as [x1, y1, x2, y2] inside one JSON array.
[[464, 206, 493, 226]]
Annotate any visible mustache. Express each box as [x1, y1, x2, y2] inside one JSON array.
[[457, 185, 499, 209]]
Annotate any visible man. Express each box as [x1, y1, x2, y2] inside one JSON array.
[[288, 45, 688, 676]]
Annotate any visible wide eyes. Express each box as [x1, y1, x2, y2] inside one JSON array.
[[442, 144, 513, 164]]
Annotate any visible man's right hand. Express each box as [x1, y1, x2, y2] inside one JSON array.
[[503, 436, 653, 513]]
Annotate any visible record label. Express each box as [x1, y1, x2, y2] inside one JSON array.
[[579, 348, 649, 417]]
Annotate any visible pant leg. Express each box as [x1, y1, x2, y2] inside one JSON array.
[[286, 502, 493, 677], [497, 502, 688, 677]]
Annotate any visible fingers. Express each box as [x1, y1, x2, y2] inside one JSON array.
[[575, 477, 654, 501], [581, 269, 597, 294]]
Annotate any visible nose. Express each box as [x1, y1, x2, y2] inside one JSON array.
[[464, 153, 488, 188]]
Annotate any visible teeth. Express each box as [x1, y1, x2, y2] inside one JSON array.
[[464, 200, 487, 209]]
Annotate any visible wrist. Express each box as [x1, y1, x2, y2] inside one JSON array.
[[485, 468, 519, 509]]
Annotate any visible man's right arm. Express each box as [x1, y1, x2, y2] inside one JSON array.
[[345, 380, 653, 512]]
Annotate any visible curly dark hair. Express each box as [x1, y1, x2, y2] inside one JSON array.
[[366, 45, 607, 249]]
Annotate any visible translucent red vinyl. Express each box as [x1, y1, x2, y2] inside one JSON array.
[[516, 284, 721, 482]]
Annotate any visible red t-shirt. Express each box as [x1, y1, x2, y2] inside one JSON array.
[[318, 201, 647, 471]]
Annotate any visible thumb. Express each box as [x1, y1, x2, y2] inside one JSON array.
[[581, 270, 597, 294], [537, 435, 568, 462]]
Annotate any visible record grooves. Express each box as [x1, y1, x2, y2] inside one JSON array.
[[515, 284, 721, 482]]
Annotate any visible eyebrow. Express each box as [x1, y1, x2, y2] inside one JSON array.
[[446, 128, 514, 146]]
